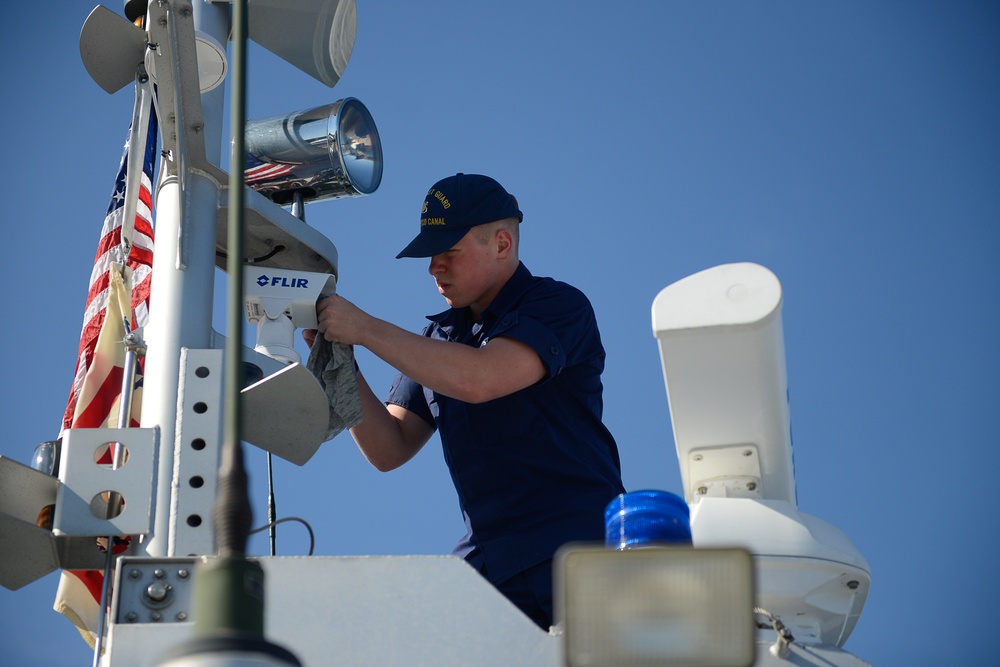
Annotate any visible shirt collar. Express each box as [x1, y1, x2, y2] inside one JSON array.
[[427, 261, 533, 330]]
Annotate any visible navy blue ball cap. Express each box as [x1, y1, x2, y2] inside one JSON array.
[[396, 173, 523, 259]]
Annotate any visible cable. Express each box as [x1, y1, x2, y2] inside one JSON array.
[[754, 606, 794, 659], [215, 244, 287, 264], [249, 517, 316, 556]]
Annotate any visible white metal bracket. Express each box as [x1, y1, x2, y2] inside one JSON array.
[[688, 444, 763, 499], [169, 348, 224, 556], [53, 428, 158, 538]]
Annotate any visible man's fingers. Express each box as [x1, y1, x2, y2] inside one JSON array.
[[302, 328, 317, 348]]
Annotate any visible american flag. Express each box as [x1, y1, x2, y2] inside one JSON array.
[[60, 111, 158, 433], [54, 105, 158, 648], [245, 153, 296, 185]]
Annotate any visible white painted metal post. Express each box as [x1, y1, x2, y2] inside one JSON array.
[[140, 0, 230, 558]]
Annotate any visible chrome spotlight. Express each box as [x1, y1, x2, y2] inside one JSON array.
[[244, 98, 382, 205]]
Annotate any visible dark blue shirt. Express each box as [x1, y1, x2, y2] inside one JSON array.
[[386, 262, 625, 584]]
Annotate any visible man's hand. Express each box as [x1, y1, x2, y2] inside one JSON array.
[[316, 294, 372, 345], [302, 328, 318, 349]]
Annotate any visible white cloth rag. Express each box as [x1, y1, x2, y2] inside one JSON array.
[[305, 339, 363, 440]]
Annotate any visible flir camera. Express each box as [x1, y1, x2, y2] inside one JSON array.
[[244, 266, 337, 364]]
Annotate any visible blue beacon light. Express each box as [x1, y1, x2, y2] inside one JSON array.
[[604, 490, 692, 550]]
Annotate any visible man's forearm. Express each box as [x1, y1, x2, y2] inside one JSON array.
[[349, 370, 428, 472], [357, 318, 490, 402], [316, 294, 545, 403]]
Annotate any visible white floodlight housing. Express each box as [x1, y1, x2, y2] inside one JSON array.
[[245, 99, 383, 205], [244, 266, 336, 364], [248, 0, 357, 88], [555, 545, 754, 667], [652, 263, 795, 506]]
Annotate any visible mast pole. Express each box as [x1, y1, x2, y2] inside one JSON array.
[[139, 0, 229, 559]]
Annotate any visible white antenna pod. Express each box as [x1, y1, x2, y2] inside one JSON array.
[[652, 262, 795, 506], [652, 263, 870, 648]]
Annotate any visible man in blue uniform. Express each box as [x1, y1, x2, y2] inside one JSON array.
[[313, 173, 625, 629]]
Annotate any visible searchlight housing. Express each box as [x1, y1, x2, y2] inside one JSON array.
[[244, 99, 383, 205]]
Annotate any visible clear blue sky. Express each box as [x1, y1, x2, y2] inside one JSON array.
[[2, 1, 997, 665]]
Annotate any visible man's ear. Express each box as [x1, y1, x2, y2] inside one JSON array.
[[495, 228, 514, 258]]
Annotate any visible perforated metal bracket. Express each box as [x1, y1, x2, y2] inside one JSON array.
[[170, 349, 224, 556], [53, 428, 158, 538]]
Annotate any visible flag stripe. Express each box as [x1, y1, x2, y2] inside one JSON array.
[[73, 365, 125, 429]]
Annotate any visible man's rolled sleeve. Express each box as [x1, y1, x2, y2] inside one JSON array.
[[386, 372, 435, 428], [487, 312, 566, 379]]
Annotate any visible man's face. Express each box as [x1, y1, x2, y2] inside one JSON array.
[[427, 228, 504, 317]]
